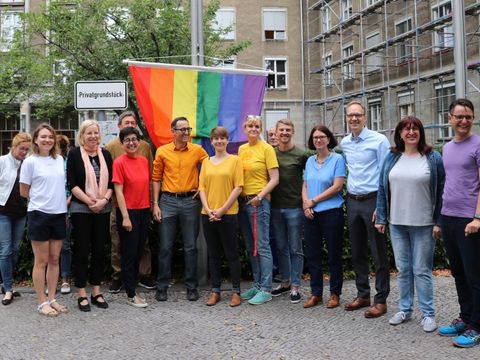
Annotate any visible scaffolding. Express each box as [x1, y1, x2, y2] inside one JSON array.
[[305, 0, 480, 144]]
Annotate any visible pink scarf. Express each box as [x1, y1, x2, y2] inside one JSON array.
[[80, 146, 109, 200]]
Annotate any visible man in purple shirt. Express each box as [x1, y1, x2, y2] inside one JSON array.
[[438, 98, 480, 348]]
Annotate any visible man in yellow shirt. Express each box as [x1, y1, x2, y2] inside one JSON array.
[[152, 117, 208, 302]]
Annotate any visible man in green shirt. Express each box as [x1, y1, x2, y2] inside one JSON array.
[[270, 119, 308, 303]]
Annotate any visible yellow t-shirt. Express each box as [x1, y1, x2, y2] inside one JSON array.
[[198, 155, 244, 215], [238, 140, 278, 196]]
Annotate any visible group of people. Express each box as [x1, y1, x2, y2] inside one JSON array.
[[0, 98, 478, 348]]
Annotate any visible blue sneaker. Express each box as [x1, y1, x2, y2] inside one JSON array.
[[453, 329, 480, 348], [438, 318, 467, 337], [248, 290, 272, 305], [240, 287, 259, 300]]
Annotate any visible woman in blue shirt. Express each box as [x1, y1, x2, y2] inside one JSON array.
[[302, 125, 346, 309]]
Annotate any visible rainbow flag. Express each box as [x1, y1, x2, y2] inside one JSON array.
[[127, 62, 267, 147]]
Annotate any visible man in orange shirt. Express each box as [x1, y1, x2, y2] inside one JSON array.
[[152, 117, 208, 302]]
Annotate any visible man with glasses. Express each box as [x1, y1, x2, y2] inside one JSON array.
[[152, 117, 208, 302], [340, 100, 390, 318], [438, 98, 480, 348], [106, 111, 155, 293]]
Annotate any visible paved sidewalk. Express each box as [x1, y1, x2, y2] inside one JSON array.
[[1, 275, 478, 359]]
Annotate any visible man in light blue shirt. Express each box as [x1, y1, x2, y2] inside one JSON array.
[[340, 100, 390, 318]]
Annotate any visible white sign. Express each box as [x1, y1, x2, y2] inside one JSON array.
[[74, 80, 128, 110]]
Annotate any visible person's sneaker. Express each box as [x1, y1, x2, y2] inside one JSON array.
[[248, 290, 272, 305], [389, 311, 412, 326], [271, 284, 291, 297], [60, 283, 71, 295], [421, 316, 437, 332], [438, 318, 467, 337], [155, 289, 168, 302], [240, 287, 259, 300], [290, 289, 301, 304], [109, 279, 123, 293], [187, 288, 199, 301], [127, 295, 148, 308], [453, 329, 480, 348], [138, 277, 156, 290]]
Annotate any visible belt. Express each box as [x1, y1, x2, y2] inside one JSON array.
[[346, 191, 377, 201], [162, 191, 196, 198], [238, 194, 257, 203]]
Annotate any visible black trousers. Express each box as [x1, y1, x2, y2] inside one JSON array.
[[346, 196, 390, 304], [117, 208, 150, 298], [71, 212, 110, 288], [202, 215, 241, 292]]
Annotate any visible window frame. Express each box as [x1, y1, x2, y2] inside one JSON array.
[[431, 1, 453, 52], [0, 10, 22, 52], [264, 57, 288, 90], [262, 8, 287, 41], [342, 44, 354, 80], [395, 17, 413, 65], [214, 7, 236, 41]]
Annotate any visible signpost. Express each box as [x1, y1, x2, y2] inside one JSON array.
[[74, 80, 128, 110]]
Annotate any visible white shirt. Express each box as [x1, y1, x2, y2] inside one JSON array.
[[20, 155, 67, 214]]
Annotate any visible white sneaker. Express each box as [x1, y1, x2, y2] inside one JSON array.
[[421, 316, 437, 332], [127, 295, 148, 308], [389, 311, 412, 325]]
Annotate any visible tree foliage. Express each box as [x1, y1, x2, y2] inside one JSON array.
[[2, 0, 249, 123]]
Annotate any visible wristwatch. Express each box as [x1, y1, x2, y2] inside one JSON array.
[[474, 213, 480, 220]]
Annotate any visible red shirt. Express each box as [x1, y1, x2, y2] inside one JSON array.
[[112, 154, 150, 209]]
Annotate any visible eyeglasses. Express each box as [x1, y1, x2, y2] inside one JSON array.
[[346, 113, 365, 119], [123, 137, 139, 144], [450, 114, 474, 122], [313, 135, 328, 141], [174, 127, 193, 133]]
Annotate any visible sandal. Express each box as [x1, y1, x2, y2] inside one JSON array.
[[91, 294, 109, 309], [49, 299, 69, 314], [37, 301, 58, 317]]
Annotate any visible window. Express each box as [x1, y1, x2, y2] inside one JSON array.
[[53, 60, 72, 85], [322, 6, 331, 32], [366, 32, 382, 72], [265, 110, 289, 132], [265, 58, 287, 89], [342, 45, 354, 80], [341, 0, 353, 21], [435, 83, 455, 139], [365, 0, 380, 7], [324, 53, 332, 86], [214, 8, 235, 41], [215, 57, 236, 69], [105, 7, 130, 39], [0, 11, 21, 51], [395, 18, 413, 64], [398, 91, 415, 119], [263, 8, 286, 41], [368, 99, 382, 131], [432, 1, 453, 51]]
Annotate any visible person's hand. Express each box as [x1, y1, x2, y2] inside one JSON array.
[[303, 199, 315, 210], [304, 207, 314, 220], [89, 198, 107, 213], [375, 224, 385, 234], [371, 209, 377, 223], [152, 203, 162, 222], [465, 218, 480, 236], [432, 225, 441, 239], [122, 217, 132, 232], [247, 196, 262, 207]]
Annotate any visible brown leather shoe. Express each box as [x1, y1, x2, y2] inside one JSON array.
[[326, 294, 340, 309], [229, 293, 241, 307], [364, 303, 387, 318], [206, 292, 221, 306], [344, 297, 371, 311], [303, 295, 323, 308]]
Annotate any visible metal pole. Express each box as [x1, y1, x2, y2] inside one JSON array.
[[191, 0, 204, 66], [452, 0, 466, 98]]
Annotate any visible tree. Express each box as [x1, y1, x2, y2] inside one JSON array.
[[4, 0, 249, 130]]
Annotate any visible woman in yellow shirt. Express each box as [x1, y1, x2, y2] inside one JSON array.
[[199, 127, 244, 307]]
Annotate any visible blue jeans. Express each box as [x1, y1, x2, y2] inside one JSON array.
[[60, 215, 72, 279], [389, 224, 435, 317], [0, 214, 26, 292], [156, 194, 201, 290], [239, 199, 273, 292], [441, 215, 480, 331], [271, 208, 304, 287]]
